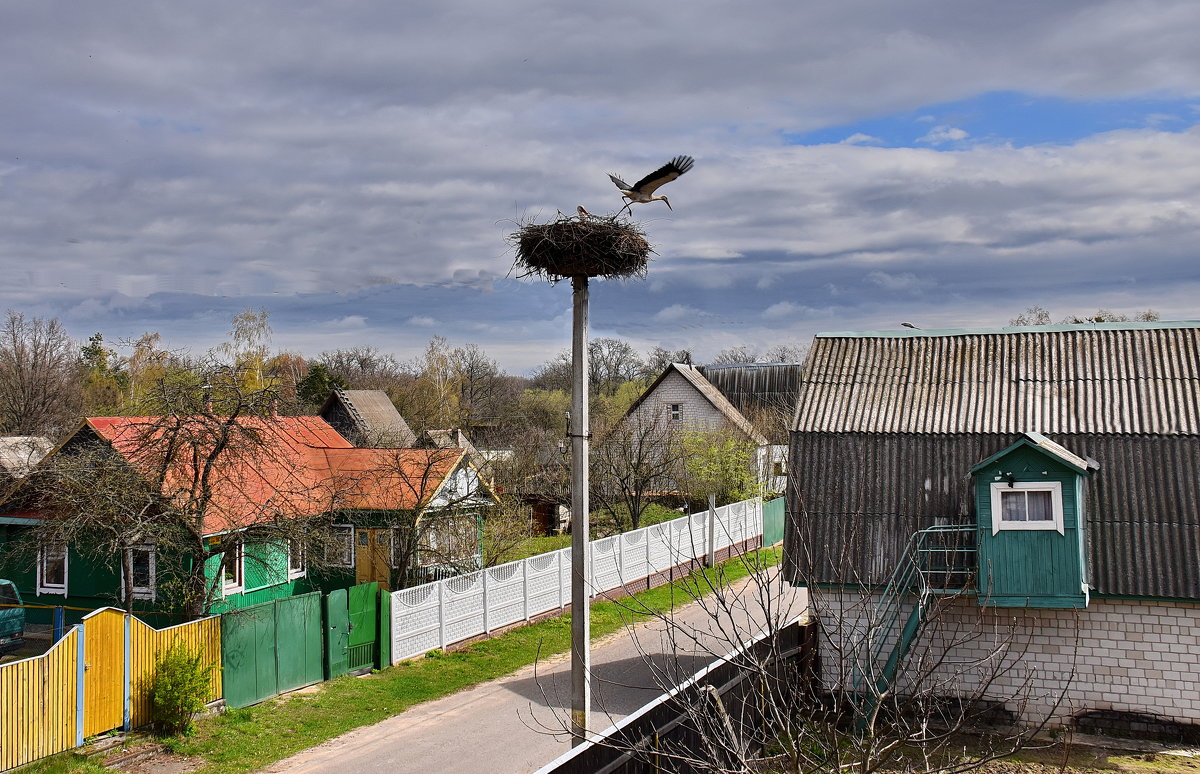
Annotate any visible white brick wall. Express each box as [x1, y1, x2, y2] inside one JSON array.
[[628, 370, 728, 431], [815, 591, 1200, 728]]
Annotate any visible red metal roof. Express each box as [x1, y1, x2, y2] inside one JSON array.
[[83, 416, 465, 535]]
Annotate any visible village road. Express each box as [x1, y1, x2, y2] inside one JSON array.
[[263, 572, 806, 774]]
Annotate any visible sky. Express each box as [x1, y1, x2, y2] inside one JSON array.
[[2, 1, 1199, 374]]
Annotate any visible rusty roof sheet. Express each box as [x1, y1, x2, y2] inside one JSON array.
[[84, 416, 462, 534], [792, 322, 1200, 435]]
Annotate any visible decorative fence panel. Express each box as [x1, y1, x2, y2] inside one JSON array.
[[391, 497, 771, 663]]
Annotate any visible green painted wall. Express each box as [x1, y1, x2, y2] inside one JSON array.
[[974, 445, 1088, 608], [0, 524, 315, 624]]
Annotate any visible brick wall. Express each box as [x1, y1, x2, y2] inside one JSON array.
[[815, 591, 1200, 728], [628, 371, 727, 431]]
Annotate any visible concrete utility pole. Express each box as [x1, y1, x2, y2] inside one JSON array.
[[569, 274, 591, 744]]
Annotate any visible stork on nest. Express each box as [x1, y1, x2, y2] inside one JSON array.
[[510, 209, 652, 281]]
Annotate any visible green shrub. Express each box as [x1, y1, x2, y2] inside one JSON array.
[[150, 643, 213, 735]]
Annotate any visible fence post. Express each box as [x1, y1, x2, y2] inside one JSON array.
[[52, 606, 64, 643], [558, 550, 565, 610], [522, 559, 530, 621], [437, 580, 447, 650], [75, 626, 86, 747], [122, 614, 131, 731], [706, 494, 718, 567], [482, 570, 490, 634]]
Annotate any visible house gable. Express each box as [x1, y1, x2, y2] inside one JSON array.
[[624, 363, 767, 445]]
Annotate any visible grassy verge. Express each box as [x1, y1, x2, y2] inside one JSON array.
[[500, 503, 701, 563], [50, 545, 780, 774]]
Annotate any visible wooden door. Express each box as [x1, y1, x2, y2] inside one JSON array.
[[354, 529, 392, 591]]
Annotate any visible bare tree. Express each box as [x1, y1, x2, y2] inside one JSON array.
[[591, 411, 681, 532], [643, 345, 694, 378], [708, 345, 761, 366], [1011, 306, 1160, 325], [317, 345, 407, 392], [531, 337, 647, 397], [0, 311, 82, 437], [762, 342, 808, 363], [19, 446, 181, 614], [541, 510, 1066, 774]]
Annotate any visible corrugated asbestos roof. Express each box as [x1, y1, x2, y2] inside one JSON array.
[[698, 362, 805, 416], [786, 322, 1200, 600], [321, 389, 418, 447], [671, 364, 769, 445], [0, 436, 52, 475], [793, 323, 1200, 435]]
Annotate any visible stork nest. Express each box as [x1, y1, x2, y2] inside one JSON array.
[[510, 212, 652, 280]]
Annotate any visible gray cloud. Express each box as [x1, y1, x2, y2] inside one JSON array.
[[1, 1, 1199, 372]]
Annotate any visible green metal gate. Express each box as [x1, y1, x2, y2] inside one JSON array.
[[324, 589, 349, 679], [347, 582, 379, 672], [221, 592, 323, 708], [763, 496, 785, 546]]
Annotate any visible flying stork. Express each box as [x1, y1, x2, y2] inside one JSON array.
[[609, 155, 694, 215]]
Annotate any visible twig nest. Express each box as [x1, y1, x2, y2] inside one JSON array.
[[511, 213, 652, 280]]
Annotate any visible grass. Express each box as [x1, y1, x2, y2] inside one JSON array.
[[67, 545, 780, 774], [496, 502, 688, 563], [497, 533, 570, 563]]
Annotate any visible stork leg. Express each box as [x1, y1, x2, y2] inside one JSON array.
[[617, 200, 633, 217]]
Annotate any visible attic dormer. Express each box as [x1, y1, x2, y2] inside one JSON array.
[[969, 432, 1099, 609]]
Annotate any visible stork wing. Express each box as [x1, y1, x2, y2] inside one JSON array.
[[608, 173, 631, 191], [631, 155, 694, 195]]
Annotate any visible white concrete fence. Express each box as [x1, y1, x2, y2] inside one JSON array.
[[390, 497, 764, 663]]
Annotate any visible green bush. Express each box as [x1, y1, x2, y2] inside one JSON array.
[[150, 643, 213, 735]]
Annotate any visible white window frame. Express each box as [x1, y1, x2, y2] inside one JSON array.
[[222, 542, 245, 596], [327, 525, 355, 568], [667, 402, 683, 421], [122, 543, 157, 601], [287, 539, 307, 580], [990, 481, 1064, 536], [36, 544, 68, 596]]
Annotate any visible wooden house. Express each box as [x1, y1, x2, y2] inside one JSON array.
[[785, 322, 1200, 732], [0, 415, 494, 624], [319, 388, 417, 448]]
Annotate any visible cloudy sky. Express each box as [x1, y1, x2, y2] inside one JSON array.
[[3, 1, 1199, 373]]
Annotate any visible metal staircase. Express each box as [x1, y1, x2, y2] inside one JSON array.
[[851, 524, 976, 731]]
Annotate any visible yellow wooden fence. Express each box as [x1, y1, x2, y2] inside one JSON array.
[[127, 612, 223, 729], [0, 609, 222, 772], [0, 627, 80, 772]]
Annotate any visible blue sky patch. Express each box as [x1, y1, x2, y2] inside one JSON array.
[[787, 91, 1199, 149]]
